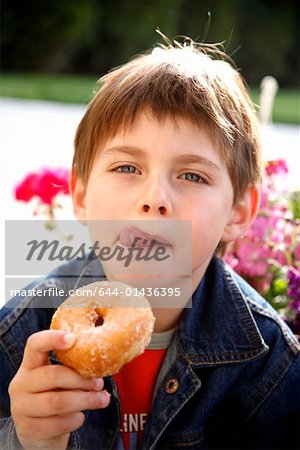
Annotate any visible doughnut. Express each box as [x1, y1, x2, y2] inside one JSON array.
[[50, 281, 155, 377]]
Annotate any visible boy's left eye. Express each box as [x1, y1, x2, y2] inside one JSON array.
[[180, 172, 205, 183], [114, 165, 138, 174]]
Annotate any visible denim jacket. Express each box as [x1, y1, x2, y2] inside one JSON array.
[[1, 256, 300, 450]]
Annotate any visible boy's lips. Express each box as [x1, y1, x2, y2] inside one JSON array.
[[119, 226, 172, 248]]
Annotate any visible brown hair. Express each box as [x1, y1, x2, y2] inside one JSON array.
[[73, 37, 263, 203]]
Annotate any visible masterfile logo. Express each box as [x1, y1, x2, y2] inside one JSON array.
[[5, 219, 192, 308]]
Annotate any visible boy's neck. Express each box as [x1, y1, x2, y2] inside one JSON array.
[[150, 265, 207, 332], [151, 308, 184, 332]]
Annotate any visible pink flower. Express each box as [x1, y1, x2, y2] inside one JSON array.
[[36, 168, 69, 205], [223, 252, 239, 270], [273, 248, 288, 266], [294, 244, 300, 263], [249, 215, 269, 241], [236, 241, 273, 277], [224, 158, 299, 338], [15, 173, 39, 202], [15, 168, 70, 206], [265, 159, 289, 176]]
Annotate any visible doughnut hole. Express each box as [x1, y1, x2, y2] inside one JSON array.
[[94, 313, 104, 327]]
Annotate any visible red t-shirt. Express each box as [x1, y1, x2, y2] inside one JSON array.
[[113, 329, 175, 450]]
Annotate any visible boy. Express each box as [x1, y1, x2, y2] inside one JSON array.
[[1, 37, 299, 450]]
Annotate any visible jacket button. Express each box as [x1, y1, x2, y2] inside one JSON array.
[[165, 378, 180, 394]]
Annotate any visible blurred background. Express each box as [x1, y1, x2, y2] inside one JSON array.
[[1, 0, 300, 121]]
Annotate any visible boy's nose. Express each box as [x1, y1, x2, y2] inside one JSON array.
[[136, 179, 172, 217]]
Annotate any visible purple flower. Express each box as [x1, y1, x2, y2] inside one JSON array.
[[287, 267, 300, 311], [285, 313, 300, 337]]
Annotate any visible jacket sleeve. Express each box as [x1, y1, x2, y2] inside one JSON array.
[[0, 417, 81, 450], [0, 417, 23, 450], [0, 322, 81, 450], [0, 329, 23, 450]]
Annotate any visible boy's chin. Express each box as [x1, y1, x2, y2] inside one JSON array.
[[101, 258, 182, 283], [101, 261, 193, 308]]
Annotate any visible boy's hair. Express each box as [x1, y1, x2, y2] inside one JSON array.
[[73, 36, 263, 204]]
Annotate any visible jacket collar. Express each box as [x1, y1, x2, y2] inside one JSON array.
[[178, 257, 269, 367]]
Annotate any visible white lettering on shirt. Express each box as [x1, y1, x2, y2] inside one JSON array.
[[120, 413, 148, 433]]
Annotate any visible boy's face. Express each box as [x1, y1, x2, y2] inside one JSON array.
[[73, 110, 257, 287]]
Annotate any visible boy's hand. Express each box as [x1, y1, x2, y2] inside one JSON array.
[[9, 330, 111, 450]]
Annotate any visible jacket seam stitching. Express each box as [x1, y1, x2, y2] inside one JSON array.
[[239, 348, 295, 430], [222, 264, 264, 349]]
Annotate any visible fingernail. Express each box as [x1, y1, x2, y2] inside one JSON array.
[[63, 333, 76, 346], [103, 390, 111, 398], [93, 378, 104, 391], [96, 390, 111, 406]]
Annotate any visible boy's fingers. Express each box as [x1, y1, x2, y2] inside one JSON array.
[[15, 413, 84, 450], [27, 365, 104, 393], [20, 389, 111, 417], [22, 330, 76, 370], [20, 412, 85, 441]]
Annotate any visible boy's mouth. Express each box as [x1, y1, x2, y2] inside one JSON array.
[[118, 225, 172, 248]]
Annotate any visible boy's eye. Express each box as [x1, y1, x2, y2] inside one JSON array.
[[180, 172, 205, 183], [114, 165, 138, 174]]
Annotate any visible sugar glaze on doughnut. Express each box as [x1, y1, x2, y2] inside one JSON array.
[[50, 281, 155, 377]]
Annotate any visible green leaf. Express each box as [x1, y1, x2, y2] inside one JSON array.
[[272, 278, 288, 296]]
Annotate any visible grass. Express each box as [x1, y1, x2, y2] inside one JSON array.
[[0, 73, 98, 105], [0, 72, 299, 124], [250, 88, 300, 125]]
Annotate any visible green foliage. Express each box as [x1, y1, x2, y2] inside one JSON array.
[[263, 265, 289, 311], [273, 92, 300, 124], [250, 88, 300, 124], [289, 191, 300, 219], [1, 0, 300, 87], [0, 73, 97, 104]]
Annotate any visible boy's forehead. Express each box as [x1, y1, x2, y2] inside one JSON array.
[[101, 108, 207, 138], [96, 109, 224, 166]]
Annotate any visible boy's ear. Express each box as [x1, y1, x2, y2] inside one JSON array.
[[221, 184, 260, 243], [70, 172, 87, 224]]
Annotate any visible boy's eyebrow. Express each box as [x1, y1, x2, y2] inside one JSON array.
[[102, 146, 221, 172], [174, 154, 222, 172], [102, 146, 145, 159]]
